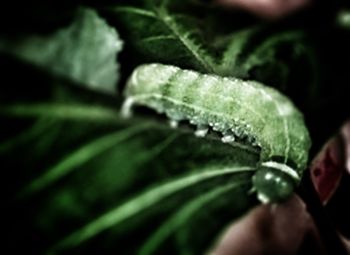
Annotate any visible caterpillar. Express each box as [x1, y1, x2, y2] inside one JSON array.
[[121, 63, 311, 204]]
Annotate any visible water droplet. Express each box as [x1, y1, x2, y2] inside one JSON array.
[[265, 173, 273, 180], [257, 192, 270, 204], [169, 120, 178, 129], [213, 124, 220, 131], [195, 125, 208, 137], [221, 135, 235, 143]]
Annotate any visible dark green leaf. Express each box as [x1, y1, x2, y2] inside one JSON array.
[[112, 4, 216, 73], [1, 62, 259, 254], [110, 0, 312, 87]]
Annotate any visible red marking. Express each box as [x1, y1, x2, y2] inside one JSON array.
[[311, 136, 345, 205]]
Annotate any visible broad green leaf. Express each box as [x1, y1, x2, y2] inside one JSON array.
[[1, 102, 259, 254], [111, 0, 312, 87], [0, 7, 123, 94], [1, 60, 260, 254], [112, 3, 217, 73]]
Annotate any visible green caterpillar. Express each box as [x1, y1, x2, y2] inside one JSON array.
[[122, 63, 311, 203]]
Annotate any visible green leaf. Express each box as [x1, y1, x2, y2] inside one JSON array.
[[214, 28, 259, 77], [0, 7, 123, 94], [111, 1, 312, 86], [1, 61, 259, 254], [238, 31, 307, 83], [112, 4, 216, 73], [2, 104, 259, 254]]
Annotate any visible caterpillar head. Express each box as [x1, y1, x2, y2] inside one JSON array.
[[252, 163, 298, 204]]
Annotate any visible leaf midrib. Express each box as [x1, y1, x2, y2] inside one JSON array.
[[115, 6, 216, 73]]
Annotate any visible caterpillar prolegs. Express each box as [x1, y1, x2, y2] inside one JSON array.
[[121, 63, 311, 203]]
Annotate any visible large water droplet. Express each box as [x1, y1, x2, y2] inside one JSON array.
[[221, 135, 235, 143]]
